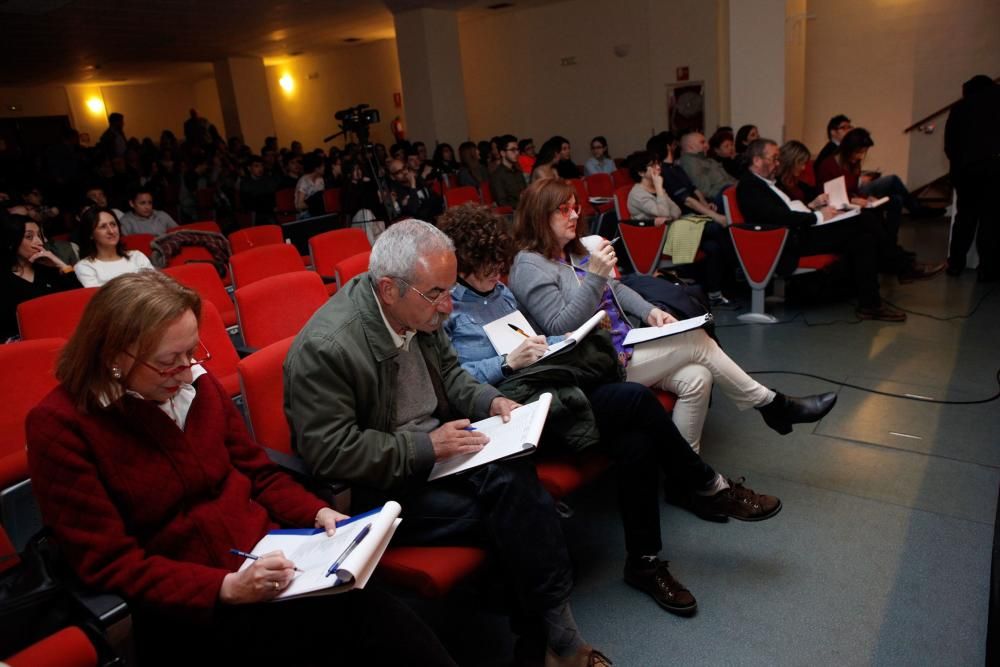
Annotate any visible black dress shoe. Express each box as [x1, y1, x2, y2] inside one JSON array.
[[624, 557, 697, 616], [757, 391, 838, 435]]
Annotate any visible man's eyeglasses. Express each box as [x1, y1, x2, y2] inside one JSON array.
[[390, 167, 409, 177], [396, 278, 452, 306], [555, 202, 581, 217], [124, 341, 211, 378], [504, 146, 519, 153]]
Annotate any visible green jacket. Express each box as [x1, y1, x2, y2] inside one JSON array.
[[284, 274, 501, 492]]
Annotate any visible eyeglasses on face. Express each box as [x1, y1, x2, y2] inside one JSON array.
[[125, 340, 212, 378], [390, 167, 409, 177], [555, 202, 581, 217], [504, 146, 519, 153], [395, 278, 452, 305]]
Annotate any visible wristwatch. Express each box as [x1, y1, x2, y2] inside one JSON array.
[[500, 354, 513, 378]]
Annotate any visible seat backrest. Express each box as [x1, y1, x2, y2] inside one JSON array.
[[479, 181, 494, 206], [729, 226, 790, 287], [308, 228, 371, 281], [617, 222, 668, 275], [229, 243, 306, 290], [275, 187, 296, 211], [197, 300, 242, 395], [0, 338, 64, 489], [237, 336, 296, 453], [444, 186, 480, 209], [584, 173, 614, 198], [334, 250, 372, 288], [801, 159, 817, 187], [322, 187, 342, 214], [123, 233, 156, 257], [721, 185, 744, 225], [168, 221, 223, 235], [235, 272, 328, 350], [568, 178, 590, 208], [4, 626, 98, 667], [611, 167, 633, 189], [162, 262, 237, 328], [228, 225, 284, 254], [613, 184, 633, 222], [17, 288, 97, 340]]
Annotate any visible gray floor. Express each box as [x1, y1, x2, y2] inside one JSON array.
[[414, 217, 1000, 666]]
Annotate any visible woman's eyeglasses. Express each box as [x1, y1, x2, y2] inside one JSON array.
[[555, 202, 581, 217], [125, 341, 212, 378]]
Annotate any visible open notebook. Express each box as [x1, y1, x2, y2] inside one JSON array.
[[622, 313, 713, 346], [482, 310, 607, 365], [238, 501, 402, 600], [428, 393, 553, 481]]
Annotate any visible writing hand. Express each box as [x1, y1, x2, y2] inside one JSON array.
[[219, 550, 297, 604], [506, 336, 549, 370]]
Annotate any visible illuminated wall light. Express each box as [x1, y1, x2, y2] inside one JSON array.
[[85, 96, 106, 115], [279, 74, 294, 93]]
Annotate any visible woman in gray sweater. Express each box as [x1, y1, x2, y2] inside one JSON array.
[[508, 179, 836, 452]]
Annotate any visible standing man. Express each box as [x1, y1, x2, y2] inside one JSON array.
[[99, 113, 127, 159], [489, 134, 527, 209], [284, 220, 608, 667], [944, 75, 1000, 281]]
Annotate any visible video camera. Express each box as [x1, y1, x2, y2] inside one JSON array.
[[333, 104, 381, 143]]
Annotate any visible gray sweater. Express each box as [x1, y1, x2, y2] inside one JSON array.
[[508, 250, 654, 334]]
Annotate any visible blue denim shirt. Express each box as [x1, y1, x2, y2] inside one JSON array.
[[443, 282, 560, 385]]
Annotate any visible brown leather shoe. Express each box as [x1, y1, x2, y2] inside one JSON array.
[[544, 646, 613, 667], [856, 303, 907, 322], [689, 477, 782, 522], [898, 261, 946, 284], [624, 557, 697, 616]]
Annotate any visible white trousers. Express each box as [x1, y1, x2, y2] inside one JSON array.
[[625, 329, 774, 452]]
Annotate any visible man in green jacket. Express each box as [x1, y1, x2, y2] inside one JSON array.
[[284, 219, 608, 667]]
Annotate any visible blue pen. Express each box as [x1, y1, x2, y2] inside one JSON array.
[[325, 523, 372, 578], [463, 426, 477, 431], [229, 548, 304, 572]]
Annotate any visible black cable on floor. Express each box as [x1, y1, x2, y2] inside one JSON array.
[[747, 369, 1000, 405]]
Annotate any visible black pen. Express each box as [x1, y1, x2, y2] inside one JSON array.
[[507, 323, 530, 338], [325, 523, 372, 578], [229, 548, 304, 572]]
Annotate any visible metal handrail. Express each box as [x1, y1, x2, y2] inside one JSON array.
[[903, 76, 999, 133]]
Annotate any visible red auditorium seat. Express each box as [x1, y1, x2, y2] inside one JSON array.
[[163, 262, 237, 330], [229, 243, 306, 290], [333, 250, 371, 288], [234, 272, 329, 350], [16, 288, 97, 340], [309, 228, 371, 293], [444, 186, 480, 209], [197, 300, 242, 397], [3, 626, 97, 667]]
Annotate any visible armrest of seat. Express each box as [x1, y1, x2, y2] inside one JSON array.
[[318, 274, 337, 284], [263, 447, 351, 513]]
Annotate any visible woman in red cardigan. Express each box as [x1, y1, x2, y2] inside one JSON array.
[[26, 271, 454, 666]]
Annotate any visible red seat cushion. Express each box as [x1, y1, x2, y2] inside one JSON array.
[[376, 546, 487, 598], [797, 253, 840, 270], [654, 389, 677, 412], [4, 626, 98, 667], [536, 454, 611, 499]]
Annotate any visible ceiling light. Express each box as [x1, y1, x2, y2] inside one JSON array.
[[279, 74, 294, 93]]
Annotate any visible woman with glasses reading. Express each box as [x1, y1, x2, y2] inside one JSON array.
[[508, 179, 837, 453], [25, 271, 456, 666]]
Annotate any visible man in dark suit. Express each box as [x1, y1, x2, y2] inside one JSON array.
[[737, 139, 943, 322]]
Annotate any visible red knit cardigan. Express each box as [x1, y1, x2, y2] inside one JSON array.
[[26, 372, 327, 619]]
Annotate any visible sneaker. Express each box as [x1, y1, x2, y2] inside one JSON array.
[[856, 303, 907, 322], [689, 477, 782, 522], [624, 557, 697, 616]]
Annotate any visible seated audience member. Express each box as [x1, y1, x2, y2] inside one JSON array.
[[776, 141, 827, 206], [584, 136, 616, 176], [432, 143, 459, 176], [815, 114, 852, 167], [489, 134, 527, 208], [737, 139, 944, 322], [439, 203, 781, 616], [2, 214, 80, 340], [341, 160, 382, 223], [84, 184, 125, 220], [707, 129, 740, 178], [650, 140, 730, 225], [406, 145, 438, 184], [238, 155, 278, 225], [551, 136, 580, 179], [678, 132, 736, 207], [387, 159, 444, 221], [509, 178, 837, 452], [817, 121, 940, 219], [74, 207, 154, 287], [6, 184, 61, 229], [457, 141, 489, 188], [284, 219, 610, 667], [625, 152, 735, 307], [278, 153, 304, 189], [294, 153, 326, 218], [734, 124, 759, 156], [531, 139, 561, 183], [26, 271, 455, 667], [518, 138, 537, 175], [118, 187, 179, 236]]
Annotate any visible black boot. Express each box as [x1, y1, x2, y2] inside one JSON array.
[[757, 391, 838, 435]]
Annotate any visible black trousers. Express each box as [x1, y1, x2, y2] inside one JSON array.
[[949, 159, 1000, 277], [696, 221, 737, 293], [358, 457, 574, 617], [587, 382, 716, 556], [134, 586, 457, 666]]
